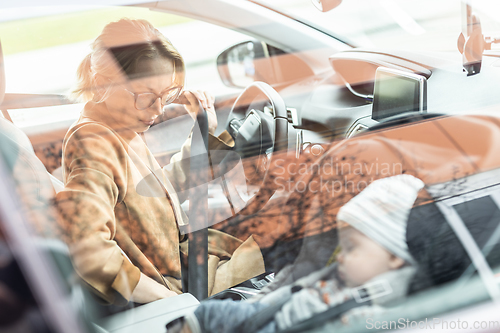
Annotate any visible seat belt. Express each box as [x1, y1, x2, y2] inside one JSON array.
[[187, 104, 210, 301], [238, 281, 374, 333], [236, 285, 302, 333], [237, 295, 292, 333], [278, 298, 366, 333]]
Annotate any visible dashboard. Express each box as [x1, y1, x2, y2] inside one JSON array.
[[150, 48, 500, 169], [272, 48, 500, 155]]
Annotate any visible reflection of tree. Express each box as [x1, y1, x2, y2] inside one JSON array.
[[10, 114, 499, 298], [216, 117, 489, 272]]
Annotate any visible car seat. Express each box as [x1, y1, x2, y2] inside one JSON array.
[[0, 116, 63, 192], [0, 41, 121, 332], [407, 195, 500, 294], [0, 40, 63, 235], [0, 39, 62, 194]]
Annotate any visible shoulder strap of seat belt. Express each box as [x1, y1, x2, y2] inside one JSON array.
[[237, 296, 292, 333], [278, 298, 368, 333], [236, 285, 304, 333]]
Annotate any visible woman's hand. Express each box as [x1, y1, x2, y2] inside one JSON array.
[[177, 90, 217, 135], [131, 273, 177, 304]]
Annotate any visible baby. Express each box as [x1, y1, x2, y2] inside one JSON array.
[[167, 174, 424, 333]]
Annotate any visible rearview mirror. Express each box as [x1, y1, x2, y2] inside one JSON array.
[[311, 0, 342, 12]]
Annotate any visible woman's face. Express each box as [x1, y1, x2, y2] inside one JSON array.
[[103, 57, 175, 132]]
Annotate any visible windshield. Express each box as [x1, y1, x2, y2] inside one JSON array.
[[255, 0, 500, 52]]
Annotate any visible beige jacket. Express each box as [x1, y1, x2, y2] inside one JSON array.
[[56, 103, 264, 305]]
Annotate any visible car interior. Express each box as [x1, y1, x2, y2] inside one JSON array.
[[1, 0, 500, 332]]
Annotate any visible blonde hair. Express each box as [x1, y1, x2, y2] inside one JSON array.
[[72, 19, 184, 102]]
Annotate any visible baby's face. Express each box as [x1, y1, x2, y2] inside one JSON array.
[[337, 224, 403, 288]]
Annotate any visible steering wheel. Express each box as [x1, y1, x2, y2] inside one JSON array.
[[220, 81, 289, 216]]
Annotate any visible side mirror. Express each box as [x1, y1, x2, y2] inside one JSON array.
[[217, 40, 314, 89], [311, 0, 342, 12], [217, 41, 265, 89]]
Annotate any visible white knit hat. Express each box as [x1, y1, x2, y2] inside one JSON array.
[[337, 174, 425, 265]]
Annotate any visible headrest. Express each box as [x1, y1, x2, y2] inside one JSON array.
[[406, 197, 500, 294], [0, 42, 5, 105], [0, 117, 34, 153]]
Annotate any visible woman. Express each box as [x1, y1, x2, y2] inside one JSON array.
[[55, 19, 264, 305]]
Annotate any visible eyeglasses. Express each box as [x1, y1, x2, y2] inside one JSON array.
[[124, 85, 183, 110]]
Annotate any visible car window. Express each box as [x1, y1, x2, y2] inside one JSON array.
[[353, 185, 500, 332], [264, 117, 500, 331], [259, 0, 500, 53], [2, 1, 500, 333], [5, 118, 500, 332], [1, 5, 246, 130]]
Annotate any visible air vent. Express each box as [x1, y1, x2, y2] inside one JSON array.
[[287, 108, 299, 126], [348, 123, 368, 138], [264, 106, 299, 126]]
